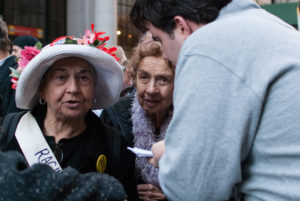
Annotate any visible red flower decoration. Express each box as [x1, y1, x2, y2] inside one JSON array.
[[50, 24, 119, 61]]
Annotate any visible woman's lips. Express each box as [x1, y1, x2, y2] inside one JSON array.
[[144, 99, 159, 107], [64, 100, 81, 108]]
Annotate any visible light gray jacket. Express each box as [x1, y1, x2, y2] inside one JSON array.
[[159, 0, 300, 200]]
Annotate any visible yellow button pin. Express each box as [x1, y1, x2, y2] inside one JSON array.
[[96, 154, 107, 173]]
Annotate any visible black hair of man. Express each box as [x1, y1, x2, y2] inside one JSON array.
[[130, 0, 232, 35], [0, 18, 11, 53]]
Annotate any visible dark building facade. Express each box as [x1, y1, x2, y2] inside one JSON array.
[[0, 0, 66, 45], [0, 0, 140, 54], [117, 0, 140, 56]]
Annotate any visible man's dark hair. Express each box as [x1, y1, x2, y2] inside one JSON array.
[[130, 0, 232, 35], [0, 18, 11, 53]]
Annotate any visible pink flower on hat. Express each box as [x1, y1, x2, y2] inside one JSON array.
[[18, 46, 40, 69], [10, 43, 42, 89], [50, 24, 120, 62], [83, 30, 96, 44]]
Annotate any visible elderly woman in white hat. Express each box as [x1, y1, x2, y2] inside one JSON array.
[[0, 31, 138, 200]]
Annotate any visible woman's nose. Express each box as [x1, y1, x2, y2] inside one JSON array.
[[146, 80, 158, 94], [67, 77, 79, 93]]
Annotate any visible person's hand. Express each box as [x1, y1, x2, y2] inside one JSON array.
[[148, 140, 165, 168], [137, 184, 166, 201]]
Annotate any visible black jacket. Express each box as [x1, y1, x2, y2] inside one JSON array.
[[0, 106, 138, 201], [100, 95, 134, 147], [0, 55, 20, 121], [0, 150, 127, 201]]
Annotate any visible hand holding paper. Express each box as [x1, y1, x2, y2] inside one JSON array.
[[148, 140, 165, 168]]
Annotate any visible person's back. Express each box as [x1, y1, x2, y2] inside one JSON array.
[[161, 0, 300, 200]]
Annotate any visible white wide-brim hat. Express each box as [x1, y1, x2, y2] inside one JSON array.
[[16, 44, 123, 109]]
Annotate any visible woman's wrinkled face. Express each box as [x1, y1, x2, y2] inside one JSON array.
[[136, 56, 174, 115], [40, 57, 95, 121]]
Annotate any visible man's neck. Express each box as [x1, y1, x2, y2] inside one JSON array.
[[187, 20, 206, 34]]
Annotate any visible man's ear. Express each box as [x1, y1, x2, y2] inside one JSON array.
[[173, 16, 193, 37]]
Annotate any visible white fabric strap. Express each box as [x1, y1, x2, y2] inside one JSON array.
[[15, 112, 62, 173]]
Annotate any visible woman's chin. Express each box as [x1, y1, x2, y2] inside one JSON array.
[[56, 109, 88, 121]]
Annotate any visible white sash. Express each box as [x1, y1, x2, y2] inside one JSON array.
[[15, 112, 62, 173]]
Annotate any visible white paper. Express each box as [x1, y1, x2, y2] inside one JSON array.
[[127, 147, 154, 157]]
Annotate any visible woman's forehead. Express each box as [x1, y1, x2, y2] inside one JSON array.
[[43, 59, 94, 80]]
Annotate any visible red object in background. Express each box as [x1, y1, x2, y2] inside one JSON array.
[[8, 25, 44, 39]]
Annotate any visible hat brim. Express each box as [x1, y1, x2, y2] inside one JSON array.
[[16, 44, 123, 109]]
